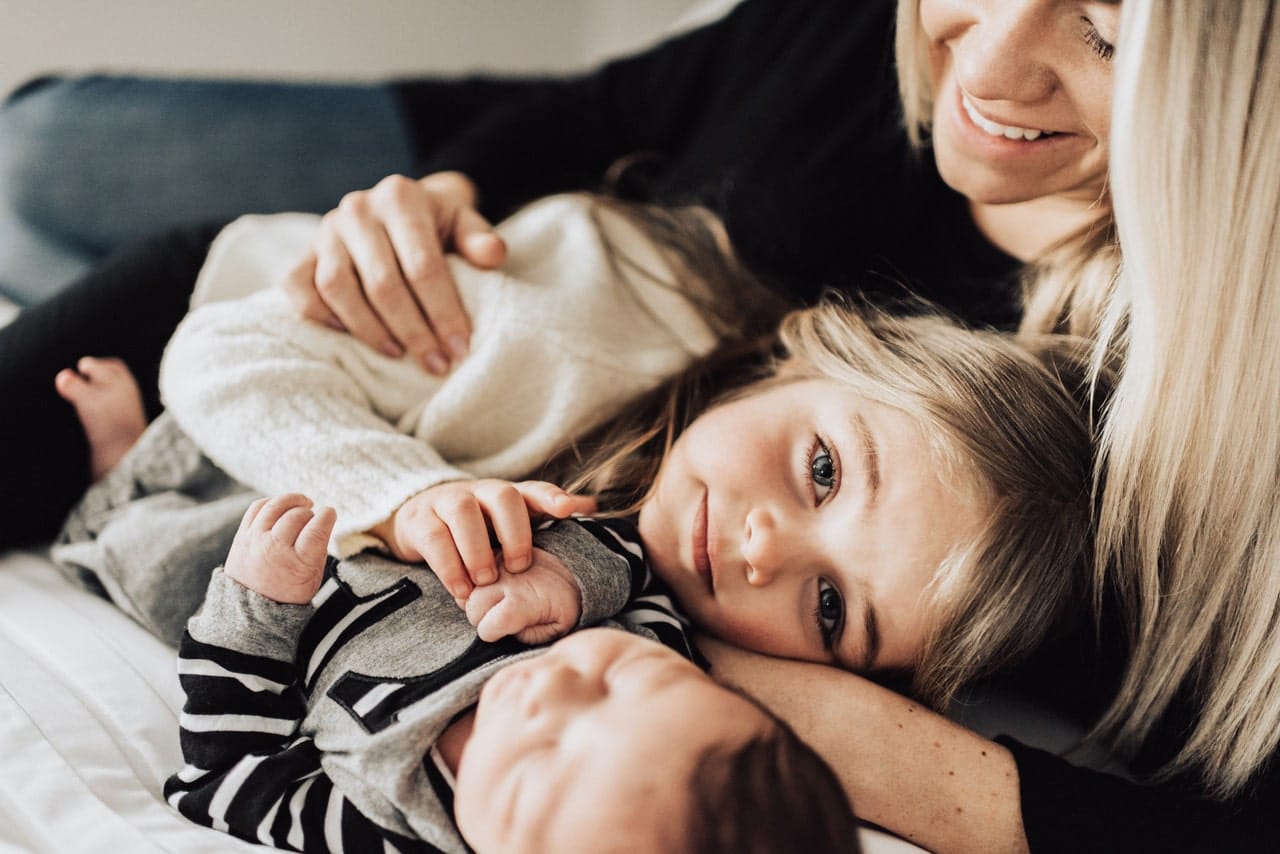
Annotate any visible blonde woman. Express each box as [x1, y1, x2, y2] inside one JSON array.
[[4, 0, 1279, 850]]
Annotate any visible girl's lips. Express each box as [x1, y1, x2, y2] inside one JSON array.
[[692, 491, 714, 595]]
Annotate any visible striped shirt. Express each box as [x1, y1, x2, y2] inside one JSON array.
[[165, 516, 697, 853]]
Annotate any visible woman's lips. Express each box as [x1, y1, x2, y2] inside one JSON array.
[[692, 491, 714, 595], [951, 84, 1077, 156]]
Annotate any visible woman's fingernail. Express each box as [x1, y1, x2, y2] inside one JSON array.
[[447, 335, 469, 360], [423, 353, 449, 375], [382, 340, 404, 358]]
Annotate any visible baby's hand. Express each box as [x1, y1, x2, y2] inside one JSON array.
[[224, 494, 336, 604], [463, 547, 581, 645], [374, 479, 595, 600]]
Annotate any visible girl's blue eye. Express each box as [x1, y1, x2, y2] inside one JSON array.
[[815, 578, 843, 650], [809, 438, 836, 502]]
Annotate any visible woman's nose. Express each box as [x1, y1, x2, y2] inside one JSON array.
[[954, 4, 1057, 104]]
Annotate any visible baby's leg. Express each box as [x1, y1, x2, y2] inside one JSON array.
[[54, 356, 147, 481]]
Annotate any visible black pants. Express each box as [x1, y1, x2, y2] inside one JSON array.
[[0, 221, 228, 550]]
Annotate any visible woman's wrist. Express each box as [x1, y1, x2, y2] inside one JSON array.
[[700, 636, 1030, 853]]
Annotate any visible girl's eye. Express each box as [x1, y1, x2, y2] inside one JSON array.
[[814, 578, 844, 651], [808, 437, 837, 504], [1082, 19, 1115, 61]]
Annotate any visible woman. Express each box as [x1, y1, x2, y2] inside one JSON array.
[[2, 0, 1278, 849]]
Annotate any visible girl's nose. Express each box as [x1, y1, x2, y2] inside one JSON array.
[[954, 5, 1057, 105], [743, 507, 788, 587]]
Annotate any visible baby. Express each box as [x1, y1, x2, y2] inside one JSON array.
[[164, 491, 860, 853]]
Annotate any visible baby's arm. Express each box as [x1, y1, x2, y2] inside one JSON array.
[[165, 496, 419, 851]]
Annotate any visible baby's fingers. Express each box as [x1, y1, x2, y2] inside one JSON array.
[[472, 597, 528, 643], [253, 493, 314, 533], [297, 506, 337, 565]]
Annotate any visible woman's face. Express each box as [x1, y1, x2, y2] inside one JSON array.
[[920, 0, 1121, 206]]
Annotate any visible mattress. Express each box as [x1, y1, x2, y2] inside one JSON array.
[[0, 548, 267, 852]]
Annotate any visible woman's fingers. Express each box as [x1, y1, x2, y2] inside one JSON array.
[[455, 206, 507, 269], [380, 181, 472, 367], [312, 222, 405, 358], [336, 185, 454, 375]]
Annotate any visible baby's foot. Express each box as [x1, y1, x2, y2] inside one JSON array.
[[54, 357, 147, 481]]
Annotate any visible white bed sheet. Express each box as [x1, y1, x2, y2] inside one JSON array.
[[0, 548, 930, 854], [0, 548, 267, 853]]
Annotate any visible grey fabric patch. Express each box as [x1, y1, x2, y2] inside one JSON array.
[[53, 413, 258, 645]]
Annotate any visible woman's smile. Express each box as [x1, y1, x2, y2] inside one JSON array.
[[945, 78, 1090, 169]]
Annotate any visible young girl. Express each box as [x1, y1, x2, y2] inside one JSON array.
[[56, 191, 1097, 712]]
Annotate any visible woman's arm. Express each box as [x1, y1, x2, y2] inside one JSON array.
[[700, 637, 1029, 853]]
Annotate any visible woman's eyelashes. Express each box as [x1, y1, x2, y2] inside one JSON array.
[[805, 435, 839, 505], [814, 577, 844, 652], [1082, 18, 1116, 61]]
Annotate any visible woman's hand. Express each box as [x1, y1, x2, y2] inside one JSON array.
[[281, 171, 508, 376], [371, 479, 596, 600], [224, 494, 336, 605]]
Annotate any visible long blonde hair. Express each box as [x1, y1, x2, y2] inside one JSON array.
[[899, 0, 1280, 796], [1093, 0, 1280, 796], [548, 299, 1098, 710]]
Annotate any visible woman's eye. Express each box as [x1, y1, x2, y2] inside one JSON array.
[[814, 578, 844, 650], [809, 438, 837, 503], [1082, 19, 1115, 61]]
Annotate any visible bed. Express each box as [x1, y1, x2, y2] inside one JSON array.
[[0, 544, 931, 854]]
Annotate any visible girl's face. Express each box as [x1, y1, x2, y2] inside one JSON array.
[[920, 0, 1121, 206], [638, 378, 991, 673], [455, 629, 770, 853]]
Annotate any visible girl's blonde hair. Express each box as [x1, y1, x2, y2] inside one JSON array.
[[899, 0, 1280, 796], [546, 297, 1097, 710]]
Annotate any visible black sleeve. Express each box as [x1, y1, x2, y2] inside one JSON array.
[[1002, 738, 1280, 853], [400, 5, 742, 219], [400, 0, 905, 226], [0, 221, 225, 549]]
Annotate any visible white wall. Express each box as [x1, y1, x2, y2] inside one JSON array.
[[0, 1, 704, 98]]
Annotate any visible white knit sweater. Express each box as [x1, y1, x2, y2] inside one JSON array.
[[159, 195, 718, 555]]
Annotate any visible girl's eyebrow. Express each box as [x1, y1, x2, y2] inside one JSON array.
[[853, 412, 880, 508], [836, 577, 881, 673], [861, 592, 882, 672]]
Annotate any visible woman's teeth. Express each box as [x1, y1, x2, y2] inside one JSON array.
[[962, 93, 1055, 141]]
